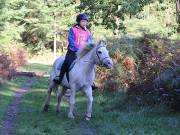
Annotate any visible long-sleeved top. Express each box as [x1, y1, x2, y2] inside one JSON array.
[[68, 24, 93, 52]]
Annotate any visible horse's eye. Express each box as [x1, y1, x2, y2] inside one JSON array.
[[98, 51, 102, 54]]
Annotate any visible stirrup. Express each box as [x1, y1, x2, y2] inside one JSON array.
[[92, 82, 98, 90], [53, 76, 61, 84]]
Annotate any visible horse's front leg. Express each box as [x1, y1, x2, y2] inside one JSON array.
[[84, 85, 93, 121], [68, 84, 76, 119]]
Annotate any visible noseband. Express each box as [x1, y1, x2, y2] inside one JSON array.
[[95, 45, 110, 66]]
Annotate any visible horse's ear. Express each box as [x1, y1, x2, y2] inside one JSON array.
[[87, 43, 95, 49], [98, 40, 107, 46], [89, 43, 96, 47]]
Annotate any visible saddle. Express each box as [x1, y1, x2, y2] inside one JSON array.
[[57, 60, 76, 82]]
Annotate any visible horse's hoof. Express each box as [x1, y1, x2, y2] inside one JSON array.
[[68, 113, 75, 119], [43, 105, 49, 112], [85, 115, 91, 121], [56, 110, 60, 114], [85, 117, 90, 121], [73, 107, 77, 116]]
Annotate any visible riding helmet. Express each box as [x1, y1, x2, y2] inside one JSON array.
[[76, 13, 89, 23]]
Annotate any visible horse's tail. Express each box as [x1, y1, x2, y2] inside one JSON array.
[[49, 56, 65, 96], [50, 56, 65, 81]]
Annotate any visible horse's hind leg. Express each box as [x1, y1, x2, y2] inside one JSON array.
[[56, 87, 67, 113], [43, 81, 57, 111], [68, 85, 76, 119]]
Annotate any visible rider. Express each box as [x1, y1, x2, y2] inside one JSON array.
[[53, 13, 95, 87]]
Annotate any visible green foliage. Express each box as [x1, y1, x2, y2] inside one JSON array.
[[0, 0, 6, 30], [19, 0, 75, 53], [0, 0, 179, 53], [0, 0, 25, 44], [77, 0, 155, 32], [0, 0, 76, 53]]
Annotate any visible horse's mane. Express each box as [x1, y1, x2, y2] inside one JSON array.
[[76, 40, 107, 59], [76, 42, 96, 59]]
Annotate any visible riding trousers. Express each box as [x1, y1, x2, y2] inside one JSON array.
[[58, 49, 77, 82]]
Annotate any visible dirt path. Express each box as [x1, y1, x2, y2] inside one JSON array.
[[0, 78, 33, 135], [0, 76, 98, 135], [80, 121, 98, 135]]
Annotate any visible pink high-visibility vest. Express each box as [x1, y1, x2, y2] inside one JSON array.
[[72, 26, 91, 49]]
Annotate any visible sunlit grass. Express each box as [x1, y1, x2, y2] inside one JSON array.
[[0, 77, 28, 127], [15, 76, 84, 135], [21, 63, 52, 74], [0, 61, 179, 135], [13, 63, 180, 135], [91, 92, 180, 135], [28, 49, 65, 65]]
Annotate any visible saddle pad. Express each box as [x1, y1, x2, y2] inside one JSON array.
[[57, 61, 75, 72]]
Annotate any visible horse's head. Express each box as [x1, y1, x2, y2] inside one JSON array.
[[94, 40, 113, 69]]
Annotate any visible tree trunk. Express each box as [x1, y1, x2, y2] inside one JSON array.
[[53, 15, 57, 60], [176, 0, 180, 32]]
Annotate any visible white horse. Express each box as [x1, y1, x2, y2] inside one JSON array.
[[43, 40, 113, 120]]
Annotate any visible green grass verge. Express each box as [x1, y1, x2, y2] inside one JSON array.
[[15, 76, 84, 135], [91, 92, 180, 135], [20, 63, 52, 74], [0, 76, 29, 129], [13, 63, 180, 135]]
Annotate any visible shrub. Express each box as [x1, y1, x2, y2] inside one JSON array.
[[0, 48, 27, 80], [96, 37, 138, 91], [96, 33, 180, 111], [127, 33, 180, 110]]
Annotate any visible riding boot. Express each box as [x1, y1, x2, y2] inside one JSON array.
[[91, 82, 98, 90], [53, 74, 64, 84], [53, 49, 77, 84], [53, 63, 67, 84]]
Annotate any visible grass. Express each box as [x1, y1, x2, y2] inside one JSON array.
[[11, 63, 180, 135], [21, 63, 52, 74], [0, 60, 180, 135], [1, 5, 180, 133], [27, 49, 64, 65], [91, 92, 180, 135], [1, 37, 180, 135], [15, 76, 84, 135], [0, 76, 29, 129], [14, 62, 86, 135]]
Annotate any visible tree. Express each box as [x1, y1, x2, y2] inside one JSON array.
[[77, 0, 158, 34], [0, 0, 25, 44], [0, 0, 6, 32], [19, 0, 75, 52], [0, 0, 77, 53]]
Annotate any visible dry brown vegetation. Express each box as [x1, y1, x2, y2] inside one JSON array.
[[0, 48, 27, 80], [96, 33, 180, 110]]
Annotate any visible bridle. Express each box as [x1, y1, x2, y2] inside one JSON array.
[[81, 45, 110, 67], [95, 45, 110, 67]]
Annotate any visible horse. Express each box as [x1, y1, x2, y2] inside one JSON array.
[[43, 40, 113, 120]]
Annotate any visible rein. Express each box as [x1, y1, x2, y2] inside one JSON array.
[[79, 45, 110, 66]]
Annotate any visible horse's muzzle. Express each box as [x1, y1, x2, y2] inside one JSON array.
[[104, 59, 113, 69]]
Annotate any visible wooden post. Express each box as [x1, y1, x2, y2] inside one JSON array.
[[53, 15, 57, 60]]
